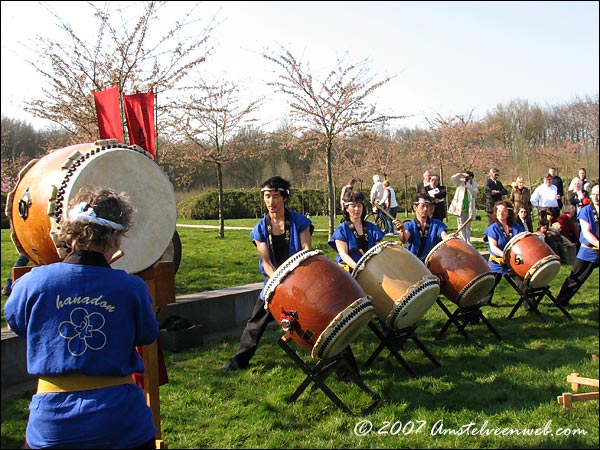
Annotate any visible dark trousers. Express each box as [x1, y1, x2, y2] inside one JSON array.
[[4, 254, 30, 289], [556, 257, 599, 305], [226, 295, 274, 369]]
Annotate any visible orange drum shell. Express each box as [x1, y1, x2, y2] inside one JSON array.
[[425, 237, 494, 308], [503, 232, 561, 288], [265, 252, 371, 358], [8, 143, 95, 266]]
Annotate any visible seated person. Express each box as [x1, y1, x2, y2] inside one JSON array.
[[543, 211, 568, 264], [482, 200, 525, 307]]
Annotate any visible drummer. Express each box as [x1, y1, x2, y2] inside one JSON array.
[[554, 183, 599, 306], [398, 193, 451, 261], [4, 185, 159, 449], [221, 176, 314, 372], [482, 200, 526, 307], [329, 190, 404, 272]]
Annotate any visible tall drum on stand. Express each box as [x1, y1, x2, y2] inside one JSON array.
[[352, 241, 440, 330], [264, 250, 374, 359], [6, 140, 177, 274], [503, 232, 561, 289], [424, 237, 495, 308]]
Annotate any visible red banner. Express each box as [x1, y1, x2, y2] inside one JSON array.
[[92, 85, 123, 142], [123, 90, 156, 160]]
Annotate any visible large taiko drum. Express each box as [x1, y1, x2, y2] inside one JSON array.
[[263, 250, 374, 359], [503, 232, 561, 288], [6, 140, 177, 274], [424, 237, 495, 309], [351, 241, 440, 330]]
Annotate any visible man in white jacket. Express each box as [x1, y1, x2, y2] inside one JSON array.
[[370, 174, 384, 211], [448, 171, 478, 245]]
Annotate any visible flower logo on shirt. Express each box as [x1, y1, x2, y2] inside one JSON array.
[[58, 307, 107, 356]]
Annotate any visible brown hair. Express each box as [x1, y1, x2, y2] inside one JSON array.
[[58, 185, 135, 253]]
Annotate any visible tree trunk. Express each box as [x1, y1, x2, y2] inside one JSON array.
[[326, 140, 335, 238], [217, 162, 225, 239]]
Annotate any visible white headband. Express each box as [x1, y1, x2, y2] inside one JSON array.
[[260, 187, 290, 196], [68, 202, 125, 230], [344, 200, 364, 207]]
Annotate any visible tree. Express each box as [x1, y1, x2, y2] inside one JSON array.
[[169, 80, 264, 238], [21, 1, 215, 143], [262, 46, 404, 236], [418, 112, 504, 184]]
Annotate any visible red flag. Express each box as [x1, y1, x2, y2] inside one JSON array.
[[93, 84, 123, 142], [123, 90, 156, 160]]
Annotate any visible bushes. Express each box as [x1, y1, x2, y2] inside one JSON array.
[[178, 187, 487, 220], [178, 188, 333, 220]]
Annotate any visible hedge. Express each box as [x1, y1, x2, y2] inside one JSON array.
[[175, 187, 488, 220]]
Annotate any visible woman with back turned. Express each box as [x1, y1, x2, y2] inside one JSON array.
[[4, 185, 159, 449]]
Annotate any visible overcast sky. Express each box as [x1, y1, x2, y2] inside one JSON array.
[[1, 1, 598, 130]]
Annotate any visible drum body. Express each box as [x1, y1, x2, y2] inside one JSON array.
[[503, 232, 561, 288], [6, 141, 177, 274], [352, 241, 440, 330], [264, 250, 374, 359], [424, 237, 495, 308]]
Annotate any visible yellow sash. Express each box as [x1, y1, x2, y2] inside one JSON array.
[[489, 255, 505, 265], [37, 373, 134, 393]]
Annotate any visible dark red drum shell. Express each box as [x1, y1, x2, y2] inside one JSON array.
[[425, 237, 493, 307], [266, 252, 368, 357], [503, 232, 560, 287]]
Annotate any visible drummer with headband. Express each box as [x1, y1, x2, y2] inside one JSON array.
[[554, 182, 599, 306], [398, 193, 451, 261], [4, 185, 159, 449], [481, 200, 526, 308], [221, 176, 314, 372], [329, 191, 404, 272]]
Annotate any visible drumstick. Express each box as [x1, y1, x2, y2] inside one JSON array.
[[454, 217, 473, 237], [109, 249, 124, 264], [373, 202, 403, 228]]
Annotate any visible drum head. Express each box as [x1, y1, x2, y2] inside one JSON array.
[[62, 148, 177, 274], [312, 296, 374, 359], [527, 257, 561, 288], [387, 275, 439, 330], [456, 272, 496, 309]]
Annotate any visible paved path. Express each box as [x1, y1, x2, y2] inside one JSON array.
[[176, 223, 329, 232]]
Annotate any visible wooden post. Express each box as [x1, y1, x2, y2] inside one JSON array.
[[136, 261, 176, 446], [557, 372, 599, 410]]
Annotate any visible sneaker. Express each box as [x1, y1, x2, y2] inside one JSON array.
[[1, 286, 11, 297]]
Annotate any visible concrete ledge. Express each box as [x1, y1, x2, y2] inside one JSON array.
[[1, 328, 37, 391], [1, 282, 263, 395]]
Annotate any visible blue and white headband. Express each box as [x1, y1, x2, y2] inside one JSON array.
[[68, 202, 125, 230]]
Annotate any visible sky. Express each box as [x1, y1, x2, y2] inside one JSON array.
[[1, 1, 599, 131]]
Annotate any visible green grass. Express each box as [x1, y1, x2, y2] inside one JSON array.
[[2, 213, 599, 448]]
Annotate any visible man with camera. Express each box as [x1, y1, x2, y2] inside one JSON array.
[[448, 171, 479, 245]]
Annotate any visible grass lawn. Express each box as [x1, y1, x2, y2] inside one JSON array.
[[2, 213, 598, 448]]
